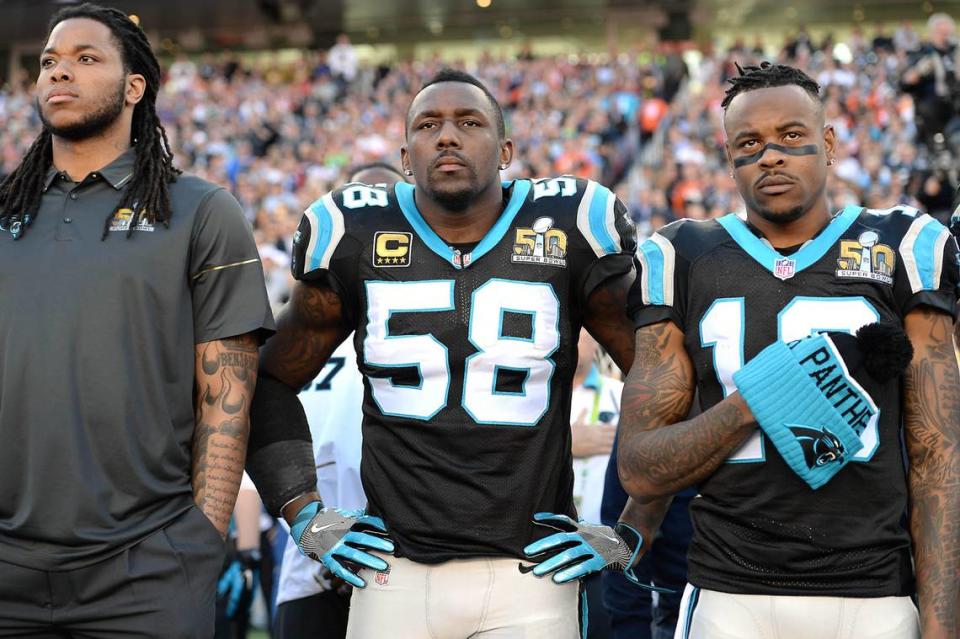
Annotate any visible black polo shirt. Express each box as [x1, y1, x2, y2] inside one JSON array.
[[0, 149, 275, 571]]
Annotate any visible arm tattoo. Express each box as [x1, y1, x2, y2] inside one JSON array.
[[193, 333, 259, 536], [617, 321, 754, 498], [903, 308, 960, 637], [619, 495, 673, 554], [583, 271, 636, 375], [260, 280, 351, 389]]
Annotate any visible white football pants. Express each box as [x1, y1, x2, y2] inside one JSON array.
[[346, 554, 580, 639], [674, 584, 919, 639]]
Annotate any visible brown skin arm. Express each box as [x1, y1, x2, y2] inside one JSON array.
[[258, 279, 352, 524], [582, 270, 636, 375], [581, 271, 673, 547], [902, 307, 960, 639], [260, 280, 352, 390], [193, 333, 260, 537], [617, 321, 756, 500], [619, 494, 674, 555]]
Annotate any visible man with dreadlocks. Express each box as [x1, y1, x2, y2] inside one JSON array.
[[0, 4, 274, 636], [617, 62, 960, 638]]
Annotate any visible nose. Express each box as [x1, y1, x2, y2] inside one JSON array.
[[435, 119, 461, 149], [47, 61, 73, 83], [757, 144, 787, 169]]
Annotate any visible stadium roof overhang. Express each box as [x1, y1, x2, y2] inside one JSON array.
[[0, 0, 957, 51], [0, 0, 689, 50]]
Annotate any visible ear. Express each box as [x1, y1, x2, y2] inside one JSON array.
[[723, 140, 735, 176], [125, 73, 146, 107], [400, 146, 411, 174], [822, 124, 837, 165], [499, 138, 514, 168]]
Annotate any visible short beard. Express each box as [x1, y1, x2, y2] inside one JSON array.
[[425, 172, 482, 212], [37, 79, 126, 141], [753, 204, 807, 225]]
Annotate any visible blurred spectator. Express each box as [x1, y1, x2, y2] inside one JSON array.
[[3, 25, 956, 304], [329, 33, 358, 94], [901, 14, 959, 149]]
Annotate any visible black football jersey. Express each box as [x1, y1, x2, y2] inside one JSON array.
[[292, 177, 636, 562], [629, 205, 960, 596]]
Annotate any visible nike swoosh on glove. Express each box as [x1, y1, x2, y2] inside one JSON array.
[[521, 512, 672, 591], [291, 502, 395, 588]]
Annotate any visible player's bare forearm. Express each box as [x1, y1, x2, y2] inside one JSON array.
[[584, 270, 636, 374], [903, 308, 960, 639], [281, 491, 322, 526], [260, 280, 350, 390], [617, 321, 755, 499], [619, 495, 672, 556], [193, 333, 259, 537]]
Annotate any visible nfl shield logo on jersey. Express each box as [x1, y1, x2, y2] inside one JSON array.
[[773, 257, 796, 280], [375, 566, 390, 586]]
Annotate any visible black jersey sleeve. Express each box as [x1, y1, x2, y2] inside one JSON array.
[[628, 219, 690, 330], [291, 188, 364, 322], [567, 179, 637, 301], [892, 212, 960, 319]]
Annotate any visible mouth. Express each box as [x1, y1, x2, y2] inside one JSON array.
[[756, 174, 796, 195], [46, 90, 78, 104], [434, 154, 468, 173]]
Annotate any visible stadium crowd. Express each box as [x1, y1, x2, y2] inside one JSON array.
[[1, 8, 958, 638], [2, 17, 956, 311]]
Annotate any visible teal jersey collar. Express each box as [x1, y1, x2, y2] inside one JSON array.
[[394, 180, 532, 269], [716, 206, 861, 279]]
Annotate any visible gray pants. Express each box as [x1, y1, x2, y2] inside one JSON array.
[[0, 507, 225, 638]]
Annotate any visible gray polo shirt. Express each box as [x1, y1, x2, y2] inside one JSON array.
[[0, 149, 275, 571]]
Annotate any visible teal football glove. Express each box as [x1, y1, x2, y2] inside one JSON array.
[[217, 549, 259, 619], [734, 322, 912, 489], [521, 513, 672, 591], [291, 501, 395, 588]]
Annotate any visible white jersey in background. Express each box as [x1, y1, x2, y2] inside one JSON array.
[[275, 341, 366, 606], [570, 369, 623, 525]]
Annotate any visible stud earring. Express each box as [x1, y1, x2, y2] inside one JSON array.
[[499, 164, 508, 170], [404, 169, 413, 176]]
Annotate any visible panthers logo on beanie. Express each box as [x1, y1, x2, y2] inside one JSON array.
[[788, 425, 846, 468]]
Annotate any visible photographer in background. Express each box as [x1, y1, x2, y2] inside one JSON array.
[[902, 14, 959, 150], [902, 14, 959, 223]]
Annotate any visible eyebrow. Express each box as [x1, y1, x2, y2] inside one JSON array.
[[734, 120, 809, 142], [413, 107, 488, 120], [42, 44, 104, 56]]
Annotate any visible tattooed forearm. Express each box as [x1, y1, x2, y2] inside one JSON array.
[[903, 308, 960, 638], [617, 321, 755, 498], [584, 270, 636, 375], [619, 495, 673, 556], [193, 333, 259, 536], [260, 280, 350, 389]]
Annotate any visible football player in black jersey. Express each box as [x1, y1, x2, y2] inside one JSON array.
[[617, 62, 960, 639], [246, 69, 643, 637]]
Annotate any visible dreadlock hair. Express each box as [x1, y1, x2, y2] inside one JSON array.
[[0, 3, 180, 240], [406, 68, 506, 139], [720, 61, 821, 111]]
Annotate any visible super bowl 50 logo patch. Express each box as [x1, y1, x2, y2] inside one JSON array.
[[373, 232, 411, 267], [836, 231, 894, 284], [512, 217, 567, 267], [109, 207, 154, 232]]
